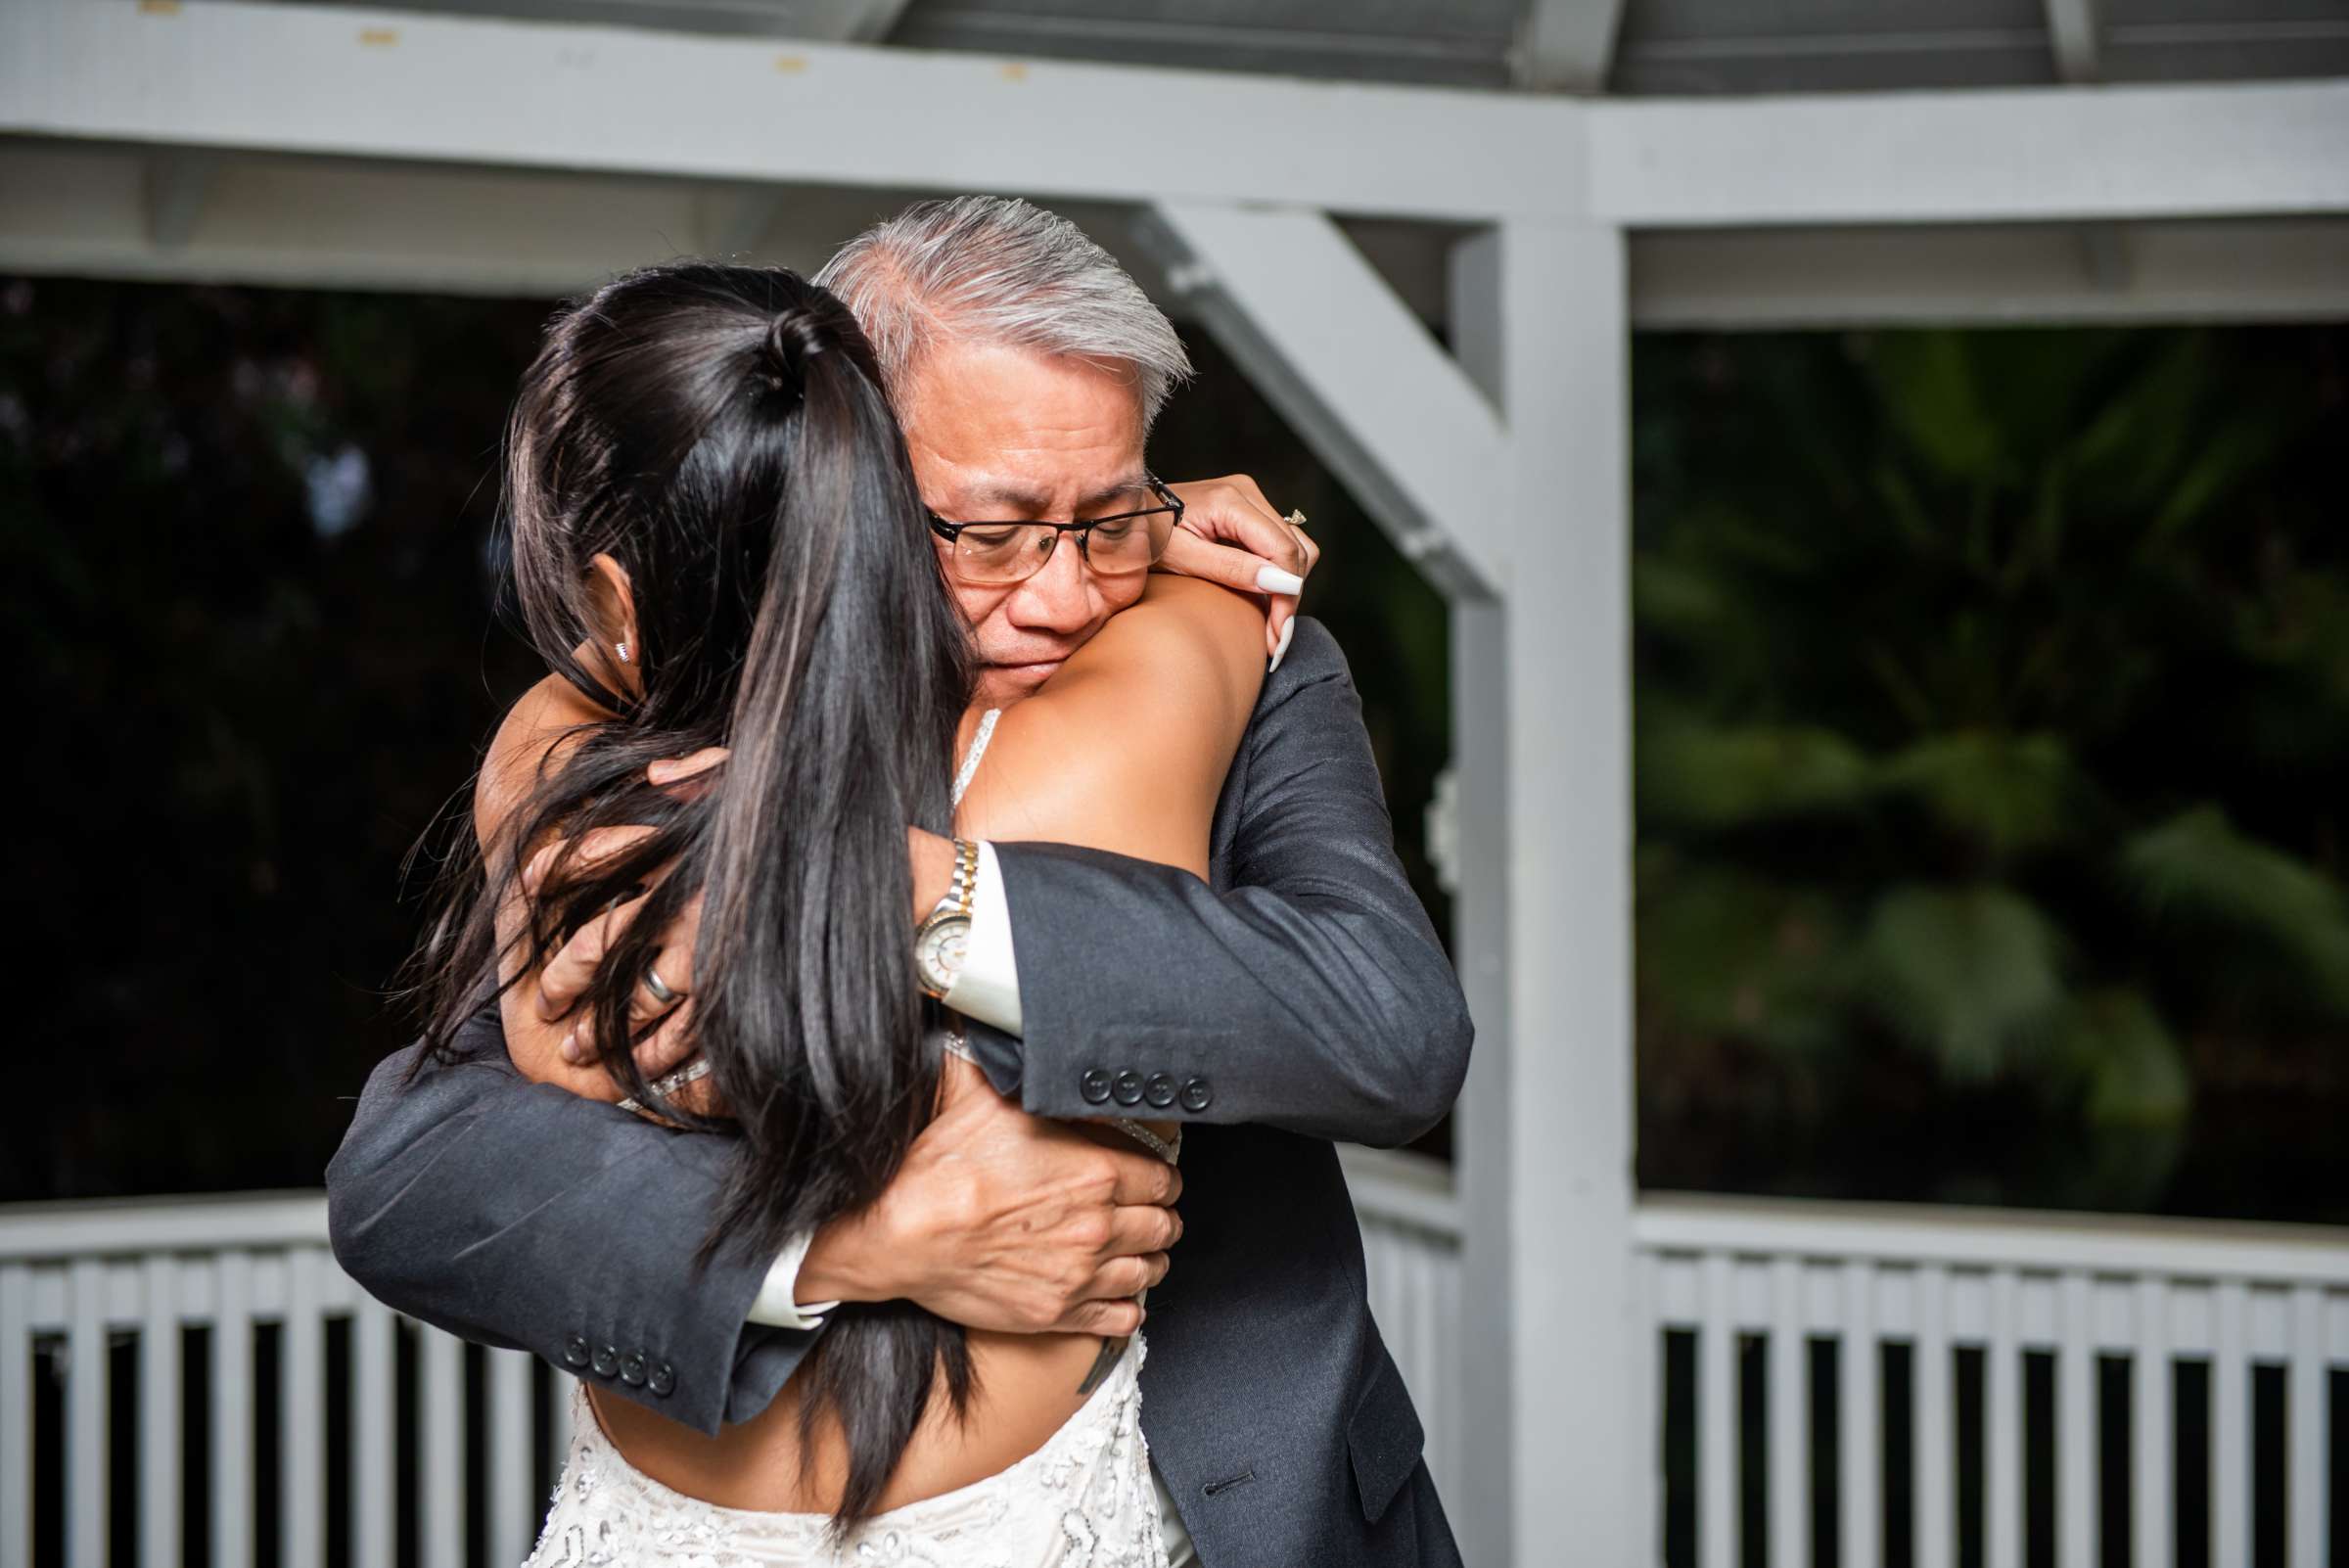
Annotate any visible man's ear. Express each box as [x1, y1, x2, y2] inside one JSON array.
[[585, 553, 642, 692]]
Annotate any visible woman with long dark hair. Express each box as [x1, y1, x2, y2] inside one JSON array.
[[413, 259, 1264, 1562]]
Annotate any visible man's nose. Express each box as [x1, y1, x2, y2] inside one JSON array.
[[1003, 538, 1097, 634]]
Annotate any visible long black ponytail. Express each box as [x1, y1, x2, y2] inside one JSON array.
[[408, 261, 974, 1527]]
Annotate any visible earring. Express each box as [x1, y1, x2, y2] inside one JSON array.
[[615, 641, 633, 665]]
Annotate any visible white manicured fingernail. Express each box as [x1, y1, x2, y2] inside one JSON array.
[[1268, 619, 1296, 673], [1256, 566, 1305, 597]]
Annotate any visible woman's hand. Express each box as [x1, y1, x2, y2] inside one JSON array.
[[525, 825, 702, 1075], [1156, 474, 1322, 669]]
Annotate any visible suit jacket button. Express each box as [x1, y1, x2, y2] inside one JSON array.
[[1112, 1071, 1144, 1107], [1079, 1068, 1113, 1105], [620, 1352, 648, 1387], [1143, 1073, 1176, 1109], [591, 1345, 621, 1378], [563, 1335, 591, 1369], [649, 1361, 676, 1397], [1179, 1077, 1213, 1112]]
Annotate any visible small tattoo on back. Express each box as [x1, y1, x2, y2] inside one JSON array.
[[1077, 1335, 1125, 1397]]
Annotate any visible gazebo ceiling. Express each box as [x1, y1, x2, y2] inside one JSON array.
[[289, 0, 2349, 92]]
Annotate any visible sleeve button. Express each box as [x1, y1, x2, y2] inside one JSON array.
[[1143, 1073, 1176, 1109], [591, 1345, 621, 1378], [1178, 1077, 1213, 1113], [563, 1335, 591, 1369], [1112, 1071, 1144, 1107], [648, 1361, 676, 1397], [1079, 1068, 1113, 1105], [620, 1352, 648, 1387]]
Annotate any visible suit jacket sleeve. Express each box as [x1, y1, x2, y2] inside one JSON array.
[[977, 619, 1473, 1147], [324, 1007, 811, 1437]]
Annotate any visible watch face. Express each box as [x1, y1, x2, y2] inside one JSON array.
[[916, 913, 973, 992]]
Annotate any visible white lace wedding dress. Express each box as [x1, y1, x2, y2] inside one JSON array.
[[524, 1336, 1168, 1568]]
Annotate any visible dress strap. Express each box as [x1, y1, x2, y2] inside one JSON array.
[[950, 708, 1001, 809]]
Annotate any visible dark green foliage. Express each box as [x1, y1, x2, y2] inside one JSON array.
[[1635, 325, 2349, 1213], [1, 276, 549, 1199]]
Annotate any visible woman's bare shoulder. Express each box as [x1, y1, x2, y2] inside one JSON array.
[[475, 674, 604, 848]]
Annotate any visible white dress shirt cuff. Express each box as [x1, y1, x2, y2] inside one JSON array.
[[943, 841, 1023, 1035], [745, 1230, 841, 1331]]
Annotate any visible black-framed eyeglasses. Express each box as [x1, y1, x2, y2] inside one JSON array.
[[927, 475, 1184, 586]]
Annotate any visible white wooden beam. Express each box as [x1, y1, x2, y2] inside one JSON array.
[[0, 144, 849, 296], [1629, 220, 2349, 328], [0, 0, 1575, 224], [142, 152, 219, 252], [1589, 79, 2349, 227], [695, 186, 785, 258], [1136, 203, 1507, 598], [828, 0, 913, 46], [2044, 0, 2102, 83], [1451, 218, 1639, 1568], [1514, 0, 1628, 94]]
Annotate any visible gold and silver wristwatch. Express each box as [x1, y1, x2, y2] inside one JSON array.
[[914, 837, 981, 999]]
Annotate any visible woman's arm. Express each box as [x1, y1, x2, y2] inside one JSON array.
[[953, 576, 1267, 874]]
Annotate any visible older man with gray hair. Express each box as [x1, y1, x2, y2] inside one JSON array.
[[329, 196, 1471, 1567]]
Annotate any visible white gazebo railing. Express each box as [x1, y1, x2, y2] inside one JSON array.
[[8, 1164, 2341, 1567]]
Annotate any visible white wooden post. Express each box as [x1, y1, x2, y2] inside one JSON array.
[[1451, 219, 1640, 1566]]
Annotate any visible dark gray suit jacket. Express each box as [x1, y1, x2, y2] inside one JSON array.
[[327, 618, 1473, 1568]]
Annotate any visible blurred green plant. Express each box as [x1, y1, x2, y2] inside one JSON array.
[[1634, 327, 2347, 1200]]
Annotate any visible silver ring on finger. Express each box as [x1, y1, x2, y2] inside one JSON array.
[[642, 966, 680, 1006], [1283, 509, 1309, 531]]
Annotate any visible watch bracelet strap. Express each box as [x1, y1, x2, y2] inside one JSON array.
[[944, 837, 979, 918]]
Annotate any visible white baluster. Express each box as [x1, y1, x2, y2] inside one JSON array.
[[421, 1328, 465, 1568], [2056, 1270, 2095, 1568], [547, 1358, 574, 1495], [1699, 1251, 1735, 1568], [349, 1297, 395, 1568], [2133, 1277, 2171, 1568], [68, 1256, 108, 1568], [2287, 1284, 2323, 1568], [1985, 1269, 2022, 1568], [0, 1264, 29, 1568], [139, 1254, 181, 1568], [1840, 1261, 1879, 1568], [1769, 1257, 1808, 1568], [2212, 1280, 2249, 1568], [1914, 1263, 1952, 1568], [281, 1249, 324, 1568], [489, 1346, 535, 1565], [1634, 1250, 1661, 1568], [212, 1250, 253, 1568]]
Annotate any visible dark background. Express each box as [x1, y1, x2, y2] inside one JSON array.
[[3, 274, 2340, 1221]]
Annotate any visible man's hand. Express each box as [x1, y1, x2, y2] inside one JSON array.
[[797, 1056, 1181, 1336], [1158, 474, 1323, 669]]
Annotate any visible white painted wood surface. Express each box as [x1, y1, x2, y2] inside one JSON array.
[[3, 1180, 2344, 1566]]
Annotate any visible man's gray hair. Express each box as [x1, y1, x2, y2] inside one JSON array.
[[814, 195, 1192, 431]]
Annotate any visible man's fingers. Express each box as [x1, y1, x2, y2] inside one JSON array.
[[1104, 1151, 1181, 1208], [1107, 1202, 1182, 1259], [1056, 1298, 1145, 1337], [522, 823, 655, 894]]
